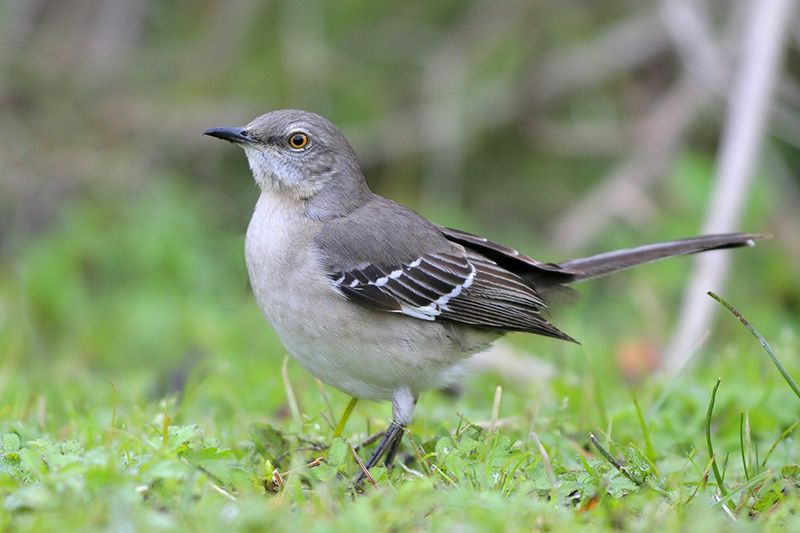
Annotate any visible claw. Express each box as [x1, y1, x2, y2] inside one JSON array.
[[353, 421, 405, 485]]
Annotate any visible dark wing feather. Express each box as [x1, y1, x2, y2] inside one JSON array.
[[441, 227, 763, 302], [440, 227, 578, 281], [559, 233, 762, 280], [327, 249, 575, 341], [315, 196, 574, 340], [332, 251, 476, 321], [455, 252, 576, 340], [336, 271, 404, 312]]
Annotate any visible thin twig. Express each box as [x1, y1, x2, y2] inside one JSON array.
[[209, 481, 237, 502], [406, 430, 432, 476], [713, 493, 739, 522], [588, 432, 642, 486], [350, 445, 376, 488], [280, 457, 324, 477], [354, 430, 386, 452], [397, 460, 425, 479], [470, 416, 522, 430], [684, 456, 714, 507]]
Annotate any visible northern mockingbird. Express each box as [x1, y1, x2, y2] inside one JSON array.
[[204, 109, 760, 482]]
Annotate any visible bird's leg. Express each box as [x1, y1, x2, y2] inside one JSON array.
[[333, 397, 359, 437], [383, 391, 417, 467], [354, 387, 416, 484], [357, 422, 403, 475], [382, 424, 405, 467]]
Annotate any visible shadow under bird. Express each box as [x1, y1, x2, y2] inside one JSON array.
[[204, 109, 761, 483]]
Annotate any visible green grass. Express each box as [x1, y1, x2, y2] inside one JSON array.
[[1, 183, 799, 531]]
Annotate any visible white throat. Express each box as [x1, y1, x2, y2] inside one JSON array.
[[243, 146, 320, 200]]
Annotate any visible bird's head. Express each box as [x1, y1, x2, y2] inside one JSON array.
[[205, 109, 371, 218]]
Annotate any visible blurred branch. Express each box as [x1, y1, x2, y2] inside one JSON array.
[[355, 9, 672, 170], [0, 0, 47, 63], [763, 145, 800, 265], [791, 14, 800, 48], [418, 15, 469, 207], [280, 0, 331, 109], [527, 119, 629, 156], [548, 0, 750, 251], [549, 76, 708, 251], [664, 0, 796, 374], [198, 0, 263, 70], [351, 2, 527, 170], [659, 0, 727, 91], [85, 0, 149, 78], [771, 103, 800, 149], [418, 1, 528, 207], [524, 12, 671, 106], [777, 76, 800, 110]]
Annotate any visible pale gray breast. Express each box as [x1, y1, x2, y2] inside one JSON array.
[[245, 193, 326, 317]]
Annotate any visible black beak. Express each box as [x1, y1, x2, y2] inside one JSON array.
[[203, 126, 253, 144]]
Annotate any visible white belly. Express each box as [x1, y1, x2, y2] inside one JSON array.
[[244, 193, 495, 400]]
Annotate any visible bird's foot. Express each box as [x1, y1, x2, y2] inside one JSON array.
[[353, 421, 405, 486]]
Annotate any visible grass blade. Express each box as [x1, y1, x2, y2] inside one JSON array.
[[333, 397, 359, 438], [739, 411, 750, 481], [490, 385, 502, 432], [530, 430, 556, 486], [706, 378, 728, 498], [631, 390, 657, 466], [315, 379, 336, 431], [589, 432, 641, 486], [281, 356, 302, 432], [761, 420, 800, 467], [708, 291, 800, 401]]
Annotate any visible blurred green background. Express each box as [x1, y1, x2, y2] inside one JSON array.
[[2, 0, 797, 399], [1, 1, 799, 529]]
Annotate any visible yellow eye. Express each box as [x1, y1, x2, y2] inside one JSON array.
[[288, 132, 309, 149]]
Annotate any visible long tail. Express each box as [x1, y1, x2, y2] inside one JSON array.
[[559, 233, 765, 282]]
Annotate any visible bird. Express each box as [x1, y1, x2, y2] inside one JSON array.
[[204, 109, 760, 482]]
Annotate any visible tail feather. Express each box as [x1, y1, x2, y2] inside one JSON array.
[[559, 233, 765, 282]]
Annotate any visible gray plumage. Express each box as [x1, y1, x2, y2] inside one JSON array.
[[313, 192, 758, 342], [204, 109, 762, 480]]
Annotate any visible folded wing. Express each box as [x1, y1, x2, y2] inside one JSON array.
[[326, 246, 575, 341]]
